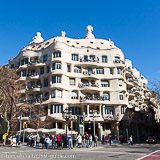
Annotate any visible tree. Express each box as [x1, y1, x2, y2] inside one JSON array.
[[0, 65, 31, 134]]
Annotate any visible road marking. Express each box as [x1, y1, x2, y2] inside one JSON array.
[[76, 150, 146, 155], [136, 150, 160, 160]]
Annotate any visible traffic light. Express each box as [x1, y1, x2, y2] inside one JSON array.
[[23, 121, 27, 129], [70, 120, 73, 129], [79, 116, 83, 125]]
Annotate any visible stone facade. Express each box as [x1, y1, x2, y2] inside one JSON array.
[[9, 26, 159, 140]]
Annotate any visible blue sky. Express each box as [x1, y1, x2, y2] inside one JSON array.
[[0, 0, 160, 88]]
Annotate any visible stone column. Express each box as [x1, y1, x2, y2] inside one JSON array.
[[87, 104, 89, 118], [56, 122, 58, 129], [48, 104, 50, 115], [99, 104, 102, 116]]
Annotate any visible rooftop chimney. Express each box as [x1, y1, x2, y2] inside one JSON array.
[[61, 31, 66, 37]]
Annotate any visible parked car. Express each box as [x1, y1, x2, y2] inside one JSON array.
[[146, 136, 157, 144]]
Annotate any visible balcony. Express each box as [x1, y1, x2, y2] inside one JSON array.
[[83, 70, 95, 76], [78, 82, 99, 88], [26, 84, 42, 91], [27, 72, 39, 79], [103, 114, 117, 121], [80, 57, 99, 63], [27, 60, 46, 67], [80, 95, 104, 102]]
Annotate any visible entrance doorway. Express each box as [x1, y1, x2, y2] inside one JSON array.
[[84, 123, 99, 137]]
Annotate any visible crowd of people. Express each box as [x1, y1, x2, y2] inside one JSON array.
[[1, 132, 133, 149], [26, 133, 99, 149]]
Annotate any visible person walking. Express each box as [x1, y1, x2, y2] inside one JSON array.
[[89, 134, 92, 148], [129, 135, 133, 145], [36, 134, 40, 148], [68, 134, 73, 149], [94, 134, 98, 147], [45, 135, 51, 149], [77, 134, 82, 148], [2, 133, 8, 146], [16, 133, 20, 146], [85, 134, 89, 148], [73, 134, 77, 148], [57, 134, 61, 149], [109, 135, 112, 145]]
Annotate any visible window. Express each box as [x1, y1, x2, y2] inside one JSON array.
[[21, 59, 24, 65], [101, 80, 109, 87], [53, 51, 61, 58], [21, 58, 28, 65], [114, 56, 120, 63], [119, 79, 123, 86], [103, 93, 110, 100], [72, 54, 79, 61], [52, 63, 61, 70], [51, 90, 62, 98], [110, 68, 113, 75], [44, 79, 48, 87], [69, 107, 81, 115], [11, 64, 14, 69], [121, 106, 126, 114], [50, 106, 53, 114], [96, 69, 104, 74], [67, 65, 71, 72], [43, 55, 47, 62], [74, 66, 81, 73], [46, 66, 50, 73], [71, 91, 78, 99], [69, 78, 75, 86], [51, 104, 63, 114], [43, 93, 49, 100], [52, 75, 62, 83], [117, 68, 121, 74], [24, 58, 29, 64], [21, 70, 26, 77], [119, 94, 124, 100], [104, 106, 114, 115], [89, 55, 95, 62], [40, 67, 44, 74], [102, 56, 107, 63]]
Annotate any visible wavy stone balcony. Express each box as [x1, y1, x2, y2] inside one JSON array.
[[79, 57, 99, 66], [80, 95, 106, 104], [78, 82, 99, 91], [26, 84, 42, 92], [27, 73, 39, 80]]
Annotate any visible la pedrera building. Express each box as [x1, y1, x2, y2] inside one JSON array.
[[9, 25, 160, 142]]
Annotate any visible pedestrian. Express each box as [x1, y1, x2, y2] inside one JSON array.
[[60, 134, 64, 148], [109, 135, 112, 145], [16, 133, 20, 146], [129, 135, 133, 145], [77, 134, 82, 148], [57, 134, 61, 148], [36, 134, 40, 148], [41, 134, 46, 149], [73, 134, 77, 148], [89, 134, 92, 148], [85, 134, 89, 148], [27, 133, 32, 146], [82, 134, 85, 147], [33, 133, 37, 147], [68, 134, 73, 149], [120, 135, 124, 144], [45, 135, 51, 149], [2, 133, 8, 146], [94, 134, 98, 147]]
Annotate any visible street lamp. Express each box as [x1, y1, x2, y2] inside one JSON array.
[[62, 107, 73, 148]]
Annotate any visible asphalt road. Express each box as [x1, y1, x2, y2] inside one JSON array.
[[0, 144, 160, 160]]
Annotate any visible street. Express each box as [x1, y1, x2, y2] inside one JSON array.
[[0, 144, 160, 160]]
